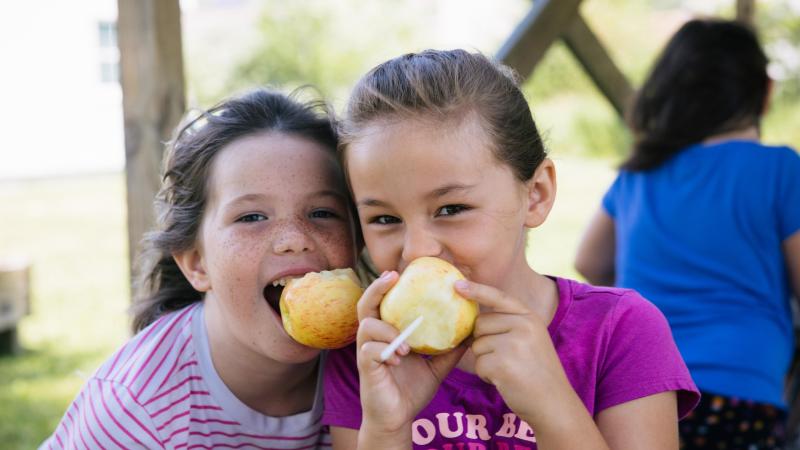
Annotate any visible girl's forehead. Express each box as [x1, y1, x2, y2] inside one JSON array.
[[206, 132, 345, 202], [348, 114, 496, 170]]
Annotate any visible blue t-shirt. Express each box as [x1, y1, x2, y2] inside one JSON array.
[[602, 140, 800, 408]]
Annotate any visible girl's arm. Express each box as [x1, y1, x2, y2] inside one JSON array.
[[783, 229, 800, 429], [330, 427, 358, 450], [784, 230, 800, 305], [596, 391, 679, 449], [331, 425, 412, 450], [575, 209, 616, 286]]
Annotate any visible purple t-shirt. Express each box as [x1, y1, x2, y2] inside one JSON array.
[[323, 277, 699, 449]]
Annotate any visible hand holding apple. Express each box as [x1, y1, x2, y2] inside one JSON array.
[[380, 257, 479, 354]]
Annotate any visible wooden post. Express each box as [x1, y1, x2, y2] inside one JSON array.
[[736, 0, 755, 25], [562, 15, 634, 117], [496, 0, 584, 81], [117, 0, 186, 278], [0, 260, 30, 355], [496, 1, 633, 119]]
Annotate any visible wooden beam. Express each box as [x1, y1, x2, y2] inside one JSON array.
[[736, 0, 755, 25], [117, 0, 186, 276], [496, 0, 583, 81], [561, 14, 634, 117]]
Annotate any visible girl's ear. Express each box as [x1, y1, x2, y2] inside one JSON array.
[[524, 158, 557, 228], [173, 247, 212, 292]]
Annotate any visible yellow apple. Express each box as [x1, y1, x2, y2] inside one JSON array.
[[279, 268, 363, 349], [380, 257, 478, 355]]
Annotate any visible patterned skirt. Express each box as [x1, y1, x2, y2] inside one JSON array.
[[680, 391, 786, 449]]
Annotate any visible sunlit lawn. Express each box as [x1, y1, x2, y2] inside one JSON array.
[[0, 157, 615, 449], [0, 174, 130, 449]]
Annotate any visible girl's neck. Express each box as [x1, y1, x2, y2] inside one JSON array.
[[702, 125, 760, 145], [500, 253, 559, 324], [204, 303, 319, 417]]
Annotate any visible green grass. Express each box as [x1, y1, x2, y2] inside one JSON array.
[[0, 161, 615, 448], [0, 174, 131, 449]]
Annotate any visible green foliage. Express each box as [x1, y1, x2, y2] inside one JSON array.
[[0, 175, 130, 449], [229, 0, 367, 101], [206, 0, 799, 158], [224, 0, 435, 107]]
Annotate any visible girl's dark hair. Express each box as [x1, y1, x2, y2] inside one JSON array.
[[340, 49, 547, 181], [131, 88, 340, 332], [622, 19, 769, 171]]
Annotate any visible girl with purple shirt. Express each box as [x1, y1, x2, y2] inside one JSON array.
[[322, 50, 700, 449]]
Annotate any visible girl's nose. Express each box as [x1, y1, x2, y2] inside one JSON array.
[[272, 219, 315, 254], [401, 224, 442, 263]]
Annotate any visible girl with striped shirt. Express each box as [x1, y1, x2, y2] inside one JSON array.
[[41, 88, 360, 449]]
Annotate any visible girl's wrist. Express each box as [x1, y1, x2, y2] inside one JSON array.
[[359, 419, 412, 450]]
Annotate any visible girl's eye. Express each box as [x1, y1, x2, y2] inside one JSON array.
[[369, 215, 401, 225], [436, 204, 470, 217], [237, 213, 267, 223], [310, 209, 339, 219]]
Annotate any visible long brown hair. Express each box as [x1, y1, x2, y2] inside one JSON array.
[[131, 88, 340, 332], [340, 49, 547, 182], [622, 19, 769, 171]]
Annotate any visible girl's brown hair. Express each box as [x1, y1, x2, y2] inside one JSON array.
[[622, 19, 769, 171], [131, 88, 341, 332], [340, 49, 547, 181]]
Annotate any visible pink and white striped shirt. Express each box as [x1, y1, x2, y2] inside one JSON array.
[[40, 302, 331, 450]]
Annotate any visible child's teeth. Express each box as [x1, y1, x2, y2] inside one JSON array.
[[272, 276, 299, 287]]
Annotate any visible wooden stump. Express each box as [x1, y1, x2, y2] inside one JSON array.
[[0, 259, 30, 355]]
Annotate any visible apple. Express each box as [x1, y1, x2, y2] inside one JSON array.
[[380, 257, 478, 355], [279, 268, 364, 349]]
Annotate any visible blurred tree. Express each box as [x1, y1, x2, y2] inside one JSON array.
[[214, 0, 798, 158], [224, 0, 434, 107]]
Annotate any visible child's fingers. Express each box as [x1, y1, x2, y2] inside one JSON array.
[[356, 317, 411, 365], [356, 317, 400, 348], [358, 341, 401, 368], [455, 280, 529, 315], [428, 341, 469, 383], [473, 350, 503, 385], [472, 312, 529, 338], [470, 333, 505, 357], [357, 271, 398, 321]]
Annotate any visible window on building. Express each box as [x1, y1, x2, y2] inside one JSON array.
[[98, 21, 119, 83]]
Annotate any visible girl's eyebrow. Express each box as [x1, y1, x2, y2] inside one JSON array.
[[225, 193, 267, 207], [358, 184, 476, 208], [224, 190, 346, 209], [426, 183, 474, 200], [358, 198, 390, 208]]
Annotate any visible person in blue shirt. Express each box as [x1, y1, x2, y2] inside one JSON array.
[[574, 18, 800, 449]]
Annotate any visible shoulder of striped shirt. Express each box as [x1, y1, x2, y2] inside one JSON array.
[[90, 304, 200, 404]]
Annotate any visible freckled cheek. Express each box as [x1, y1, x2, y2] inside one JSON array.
[[315, 224, 357, 266], [207, 234, 267, 282]]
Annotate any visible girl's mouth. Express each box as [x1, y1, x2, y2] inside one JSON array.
[[262, 275, 302, 314], [263, 285, 284, 314]]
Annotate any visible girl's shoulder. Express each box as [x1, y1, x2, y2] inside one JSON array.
[[552, 277, 669, 339], [689, 140, 798, 165], [556, 277, 653, 313], [91, 303, 201, 390], [552, 278, 699, 416]]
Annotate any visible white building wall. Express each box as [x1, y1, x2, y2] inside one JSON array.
[[0, 0, 123, 179]]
